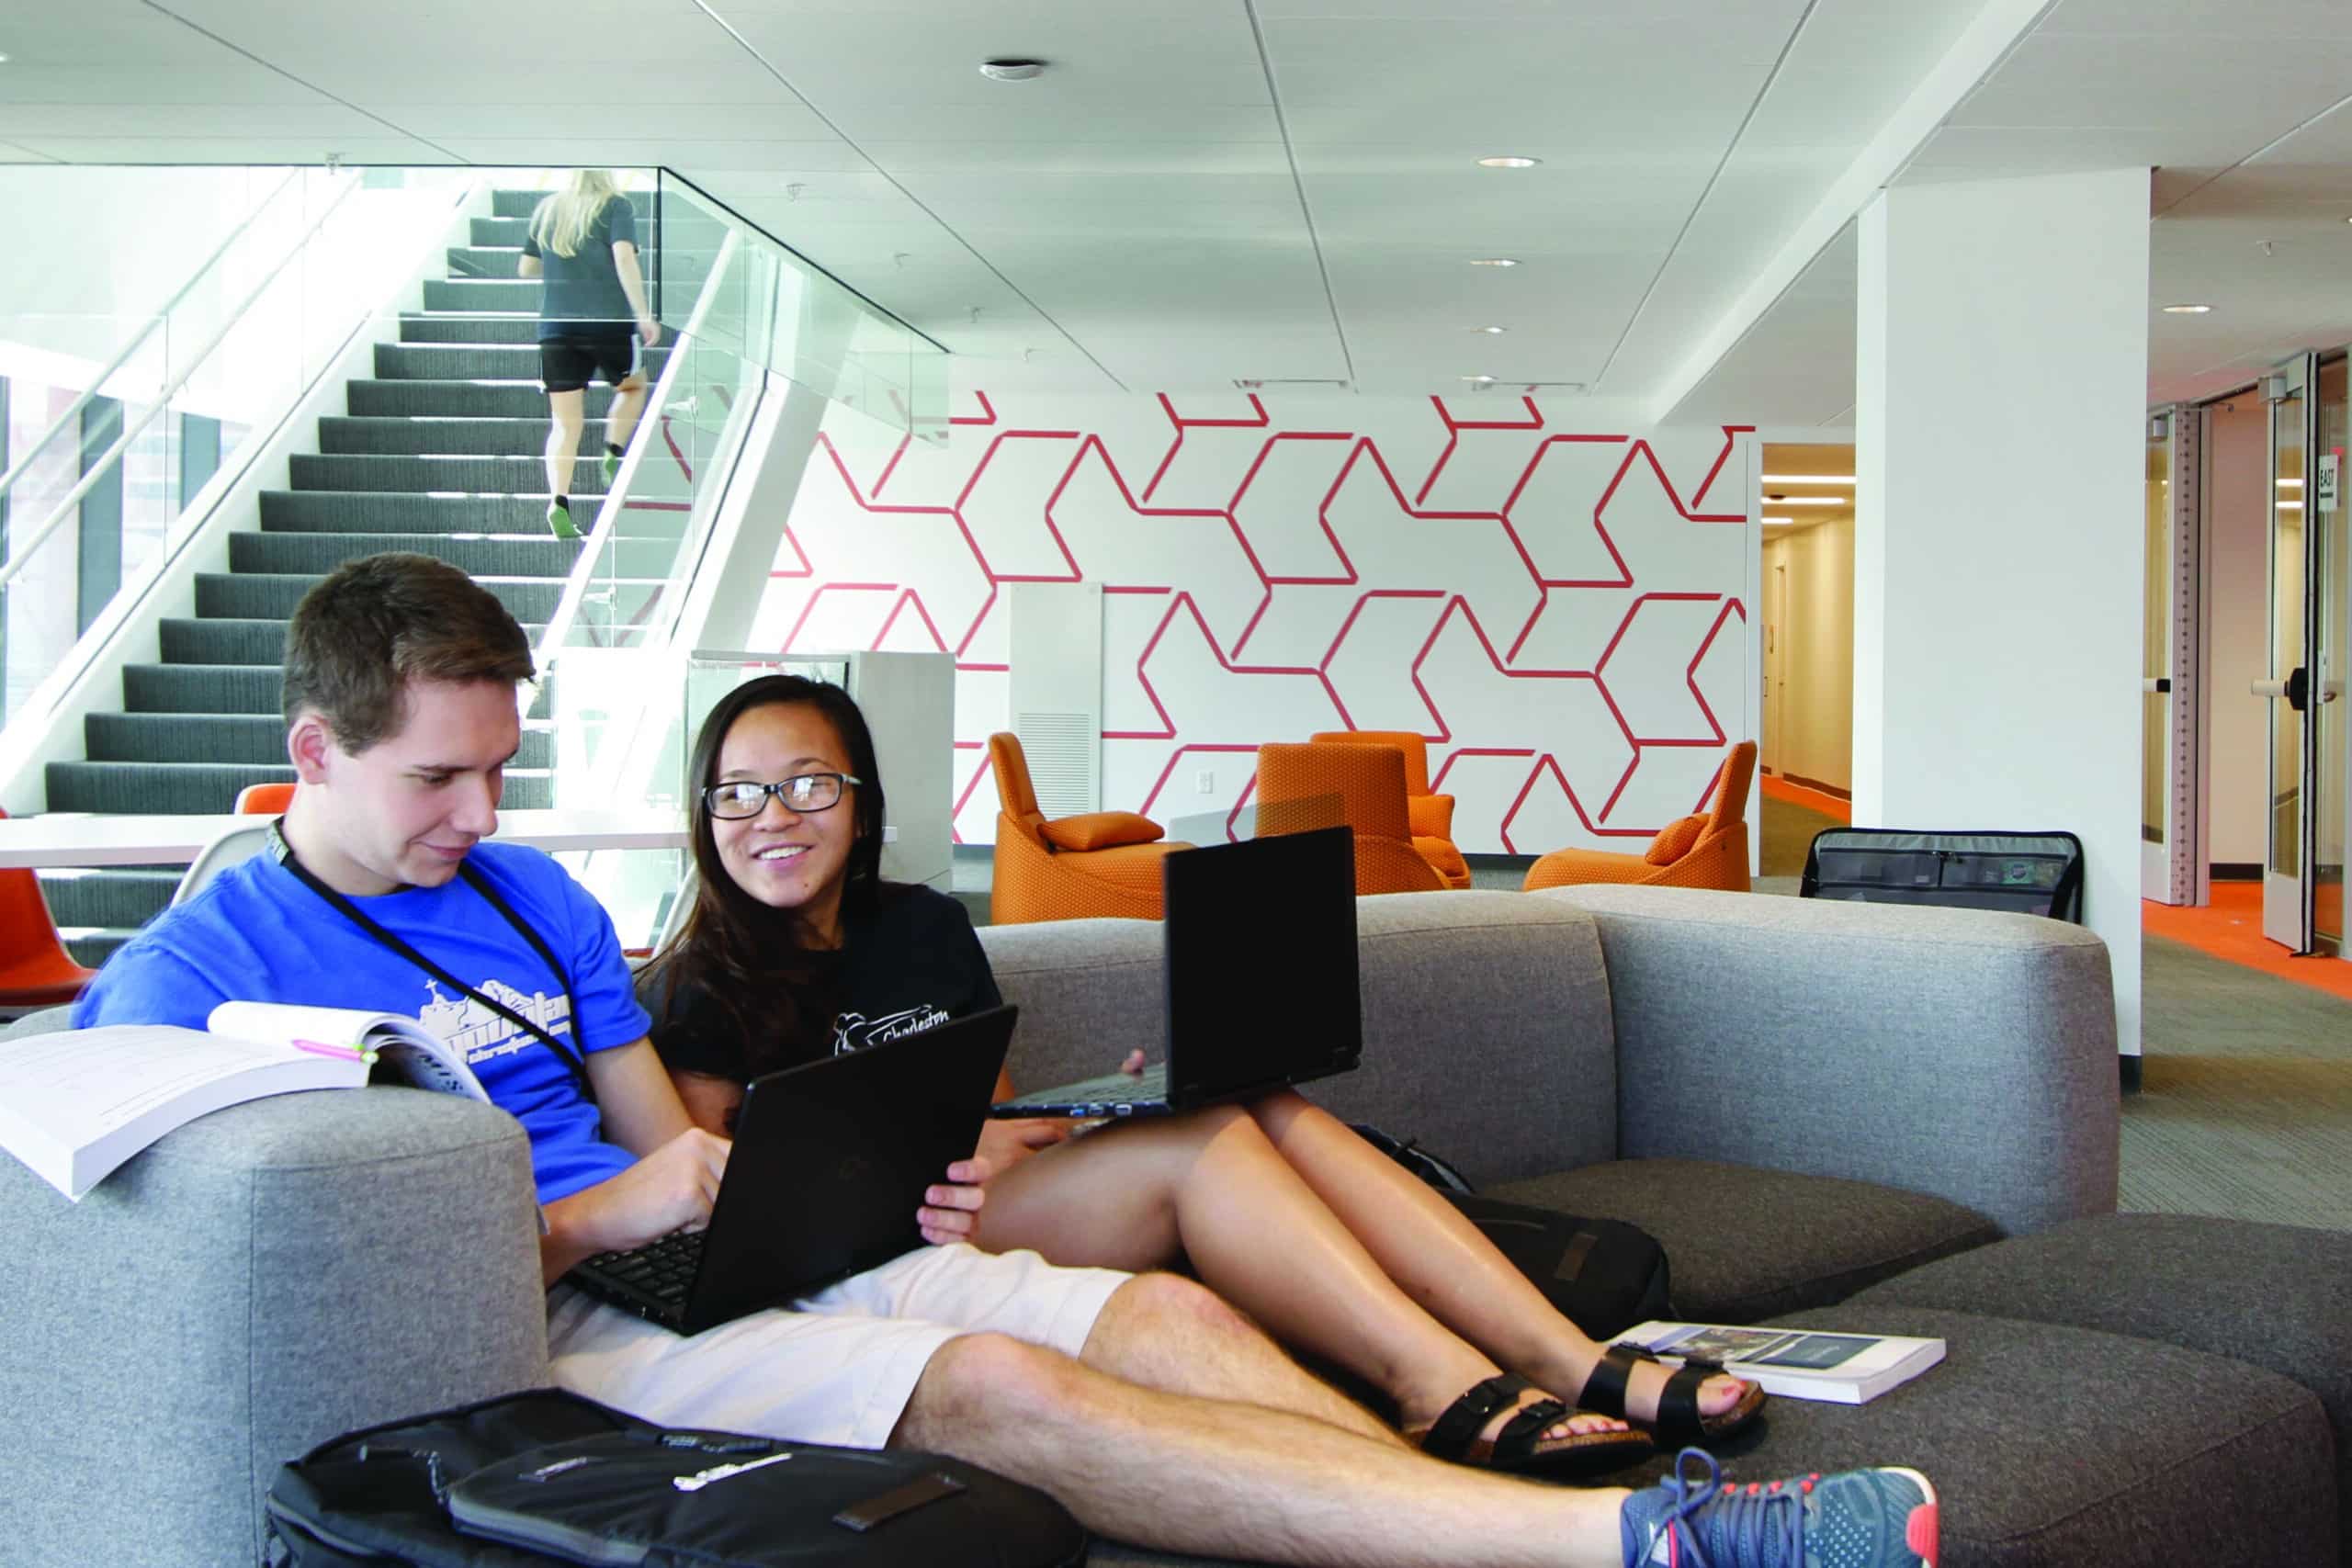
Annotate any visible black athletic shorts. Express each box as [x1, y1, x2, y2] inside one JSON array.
[[539, 331, 643, 394]]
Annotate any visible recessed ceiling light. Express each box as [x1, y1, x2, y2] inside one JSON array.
[[1762, 516, 1793, 526], [1476, 156, 1541, 169], [0, 51, 11, 63], [1763, 496, 1844, 507], [1473, 325, 1507, 334], [1461, 375, 1497, 383], [978, 58, 1046, 81], [1468, 257, 1519, 267], [2161, 303, 2212, 314], [1758, 473, 1854, 485]]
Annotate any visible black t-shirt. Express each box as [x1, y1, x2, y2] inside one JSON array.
[[646, 885, 1002, 1082], [522, 196, 639, 342]]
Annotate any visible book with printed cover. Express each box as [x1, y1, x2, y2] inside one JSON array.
[[0, 1001, 485, 1201], [1611, 1320, 1946, 1404]]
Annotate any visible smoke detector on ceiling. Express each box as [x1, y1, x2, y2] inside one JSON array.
[[979, 58, 1047, 81]]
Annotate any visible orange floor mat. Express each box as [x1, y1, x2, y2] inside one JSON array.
[[1760, 774, 1851, 823], [2143, 881, 2352, 1003]]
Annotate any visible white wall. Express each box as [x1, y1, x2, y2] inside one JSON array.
[[2205, 395, 2272, 870], [1762, 516, 1854, 793], [1855, 168, 2149, 1055], [750, 389, 1759, 854]]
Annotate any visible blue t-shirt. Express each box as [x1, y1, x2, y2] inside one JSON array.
[[74, 841, 650, 1203]]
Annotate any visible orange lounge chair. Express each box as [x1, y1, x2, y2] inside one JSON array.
[[1308, 729, 1472, 888], [1254, 741, 1448, 896], [233, 782, 295, 815], [988, 732, 1190, 923], [1522, 741, 1756, 894], [0, 809, 98, 1012]]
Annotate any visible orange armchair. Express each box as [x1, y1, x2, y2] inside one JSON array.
[[1522, 741, 1756, 893], [1255, 741, 1448, 897], [0, 808, 98, 1013], [1309, 729, 1471, 888], [233, 782, 295, 814], [988, 732, 1190, 924]]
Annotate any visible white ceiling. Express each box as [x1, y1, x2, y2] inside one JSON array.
[[4, 0, 2349, 413]]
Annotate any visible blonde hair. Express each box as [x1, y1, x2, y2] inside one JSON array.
[[529, 170, 624, 259]]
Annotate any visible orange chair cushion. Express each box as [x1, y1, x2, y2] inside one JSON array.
[[1039, 811, 1166, 852], [1406, 793, 1454, 842], [1414, 836, 1472, 889], [1645, 814, 1709, 865]]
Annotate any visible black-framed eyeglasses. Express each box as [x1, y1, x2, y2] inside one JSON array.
[[703, 773, 861, 819]]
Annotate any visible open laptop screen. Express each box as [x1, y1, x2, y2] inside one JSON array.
[[1161, 824, 1361, 1100]]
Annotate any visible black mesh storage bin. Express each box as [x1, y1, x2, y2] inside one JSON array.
[[1799, 829, 2085, 923]]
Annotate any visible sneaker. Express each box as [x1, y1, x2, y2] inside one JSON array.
[[1620, 1448, 1937, 1568], [600, 447, 621, 487], [545, 500, 580, 541]]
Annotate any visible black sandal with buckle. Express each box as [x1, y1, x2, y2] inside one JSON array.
[[1577, 1344, 1766, 1447], [1410, 1373, 1655, 1479]]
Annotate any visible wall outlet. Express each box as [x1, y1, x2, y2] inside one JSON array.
[[1196, 769, 1216, 794]]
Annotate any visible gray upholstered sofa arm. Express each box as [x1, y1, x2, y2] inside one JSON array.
[[0, 1023, 549, 1568], [1533, 886, 2120, 1236]]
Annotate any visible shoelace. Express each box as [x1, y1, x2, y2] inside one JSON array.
[[1648, 1448, 1807, 1568]]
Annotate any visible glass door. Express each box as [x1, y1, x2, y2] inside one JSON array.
[[2143, 412, 2173, 901], [2262, 355, 2319, 951], [2315, 353, 2346, 955]]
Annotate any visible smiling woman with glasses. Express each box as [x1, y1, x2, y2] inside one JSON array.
[[633, 673, 1761, 1479]]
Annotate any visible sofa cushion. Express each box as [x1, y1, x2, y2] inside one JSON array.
[[1039, 811, 1165, 852], [1851, 1213, 2352, 1564], [982, 891, 1621, 1185], [1485, 1158, 1999, 1322]]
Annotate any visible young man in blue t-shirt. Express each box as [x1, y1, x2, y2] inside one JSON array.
[[74, 552, 1935, 1568]]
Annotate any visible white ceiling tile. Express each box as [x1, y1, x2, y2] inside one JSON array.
[[857, 141, 1293, 175], [0, 104, 395, 138], [375, 103, 832, 141], [1951, 34, 2352, 132], [7, 135, 450, 164], [2038, 0, 2352, 39], [435, 137, 852, 169]]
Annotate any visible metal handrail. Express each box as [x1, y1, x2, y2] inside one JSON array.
[[0, 171, 365, 592], [534, 224, 742, 663], [0, 167, 306, 509]]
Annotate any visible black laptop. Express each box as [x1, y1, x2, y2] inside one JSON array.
[[989, 824, 1360, 1120], [568, 1004, 1018, 1335]]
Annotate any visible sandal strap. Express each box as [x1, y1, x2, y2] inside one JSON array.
[[1419, 1373, 1532, 1461], [1488, 1397, 1572, 1461], [1577, 1343, 1652, 1420], [1652, 1362, 1713, 1441]]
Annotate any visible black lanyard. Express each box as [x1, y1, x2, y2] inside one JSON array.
[[267, 821, 595, 1103]]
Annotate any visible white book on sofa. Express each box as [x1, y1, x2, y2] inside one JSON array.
[[1611, 1320, 1946, 1404]]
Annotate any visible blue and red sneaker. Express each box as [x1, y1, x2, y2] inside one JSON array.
[[1620, 1447, 1938, 1567]]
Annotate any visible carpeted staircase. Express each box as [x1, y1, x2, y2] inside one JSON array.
[[37, 189, 673, 966]]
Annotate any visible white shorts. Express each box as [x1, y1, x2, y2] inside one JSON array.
[[547, 1244, 1130, 1450]]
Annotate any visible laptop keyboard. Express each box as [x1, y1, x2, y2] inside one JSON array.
[[1013, 1062, 1167, 1107], [581, 1228, 705, 1304]]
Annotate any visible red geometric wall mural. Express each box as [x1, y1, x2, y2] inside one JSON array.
[[753, 391, 1754, 855]]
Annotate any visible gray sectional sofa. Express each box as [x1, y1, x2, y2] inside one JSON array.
[[4, 886, 2343, 1565]]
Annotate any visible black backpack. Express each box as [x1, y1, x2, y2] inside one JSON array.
[[264, 1388, 1089, 1568], [1351, 1124, 1673, 1339]]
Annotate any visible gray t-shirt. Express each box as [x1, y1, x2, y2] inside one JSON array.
[[523, 197, 639, 341]]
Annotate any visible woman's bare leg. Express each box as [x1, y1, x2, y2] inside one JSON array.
[[975, 1105, 1618, 1444], [607, 372, 649, 453], [1244, 1090, 1749, 1427], [544, 388, 586, 497]]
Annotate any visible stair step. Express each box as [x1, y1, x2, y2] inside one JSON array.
[[197, 572, 565, 623], [123, 663, 284, 714], [377, 343, 671, 381], [62, 930, 135, 970], [262, 491, 690, 544], [396, 313, 541, 345], [471, 216, 530, 246], [447, 244, 526, 279], [288, 452, 611, 496], [228, 530, 589, 581], [45, 760, 555, 815], [318, 416, 609, 457], [491, 189, 656, 221], [38, 867, 180, 931], [85, 712, 558, 767], [422, 278, 539, 313], [348, 379, 618, 419], [158, 617, 288, 665]]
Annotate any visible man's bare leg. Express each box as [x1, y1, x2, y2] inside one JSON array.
[[1077, 1270, 1400, 1446], [895, 1331, 1630, 1568]]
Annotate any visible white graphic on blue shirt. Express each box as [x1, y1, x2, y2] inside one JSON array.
[[831, 1004, 948, 1055], [417, 977, 574, 1064]]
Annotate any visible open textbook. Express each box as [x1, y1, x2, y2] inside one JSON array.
[[1611, 1320, 1946, 1404], [0, 1001, 485, 1201]]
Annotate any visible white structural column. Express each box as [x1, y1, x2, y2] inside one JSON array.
[[1854, 168, 2151, 1058]]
